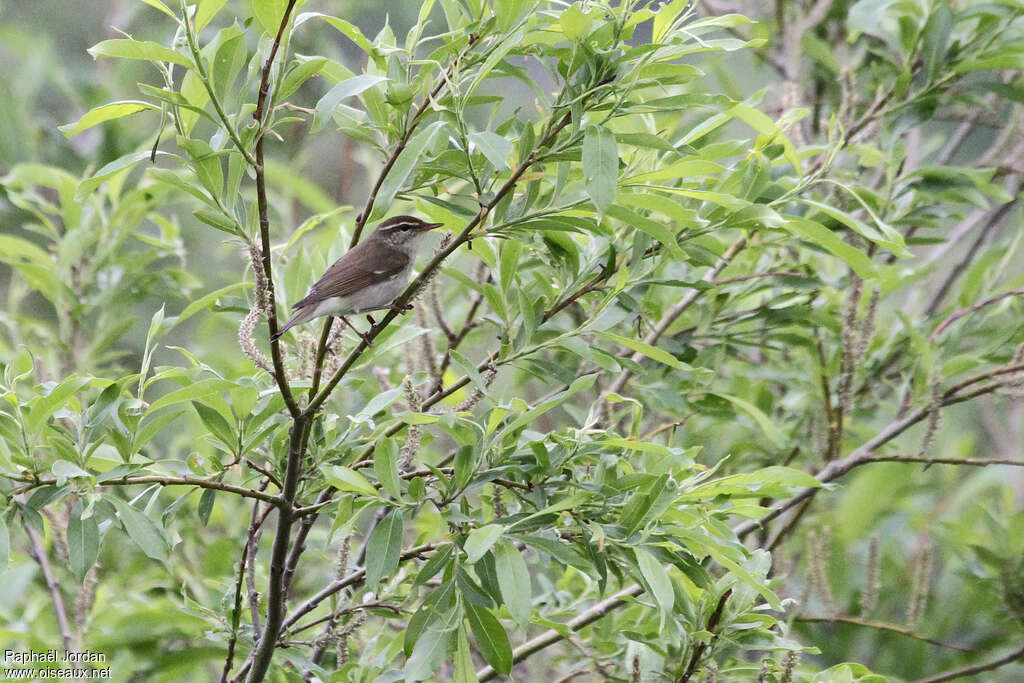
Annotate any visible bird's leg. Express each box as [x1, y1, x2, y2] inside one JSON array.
[[339, 316, 373, 347], [389, 302, 414, 315]]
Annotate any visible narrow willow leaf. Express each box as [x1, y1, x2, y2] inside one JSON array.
[[469, 131, 512, 171], [195, 0, 229, 32], [454, 626, 479, 683], [59, 101, 158, 139], [373, 121, 447, 216], [105, 495, 169, 562], [715, 393, 786, 448], [322, 465, 380, 498], [27, 375, 91, 435], [636, 547, 675, 612], [374, 438, 402, 499], [783, 217, 877, 279], [582, 125, 618, 213], [67, 509, 100, 582], [87, 39, 192, 67], [365, 509, 403, 587], [312, 74, 388, 132], [192, 401, 236, 451], [77, 150, 174, 199], [464, 524, 504, 564], [464, 602, 513, 675], [404, 623, 451, 681], [595, 330, 690, 371], [145, 378, 237, 415], [494, 540, 531, 629]]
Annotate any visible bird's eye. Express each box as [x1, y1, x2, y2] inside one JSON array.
[[401, 225, 411, 231]]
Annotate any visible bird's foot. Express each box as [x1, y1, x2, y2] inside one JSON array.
[[389, 302, 414, 315], [341, 316, 374, 347]]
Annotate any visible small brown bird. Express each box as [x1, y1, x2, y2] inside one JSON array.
[[273, 215, 444, 341]]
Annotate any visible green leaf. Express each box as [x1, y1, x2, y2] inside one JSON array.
[[714, 393, 786, 448], [469, 131, 512, 171], [145, 378, 237, 414], [59, 101, 158, 139], [374, 438, 402, 499], [77, 150, 173, 199], [312, 74, 388, 132], [560, 3, 592, 40], [195, 0, 229, 32], [636, 547, 674, 612], [464, 524, 504, 564], [464, 601, 513, 675], [194, 209, 244, 236], [404, 623, 452, 681], [595, 330, 689, 371], [171, 283, 247, 328], [192, 401, 236, 451], [454, 626, 479, 683], [373, 121, 448, 217], [87, 39, 192, 67], [365, 509, 403, 588], [139, 0, 178, 19], [28, 375, 91, 435], [783, 217, 876, 279], [494, 540, 531, 629], [800, 198, 907, 256], [67, 508, 100, 582], [295, 13, 375, 57], [921, 3, 953, 82], [105, 495, 169, 562], [251, 0, 289, 36], [504, 374, 597, 433], [582, 125, 618, 213], [322, 465, 380, 498], [606, 205, 686, 260]]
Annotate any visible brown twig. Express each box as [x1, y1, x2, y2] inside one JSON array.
[[348, 35, 479, 247], [795, 615, 973, 652], [678, 589, 732, 683], [915, 642, 1024, 682], [929, 286, 1024, 343], [606, 236, 747, 397], [13, 475, 281, 506], [25, 523, 74, 653]]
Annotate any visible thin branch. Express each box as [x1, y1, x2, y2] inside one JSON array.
[[859, 455, 1024, 468], [606, 236, 747, 397], [678, 589, 732, 683], [253, 0, 301, 418], [25, 523, 74, 653], [477, 584, 645, 682], [349, 35, 479, 247], [929, 286, 1024, 343], [732, 362, 1024, 541], [12, 475, 281, 506], [924, 198, 1019, 317], [916, 642, 1024, 683], [230, 543, 438, 682], [795, 615, 973, 652]]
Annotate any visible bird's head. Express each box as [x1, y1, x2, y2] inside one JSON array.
[[370, 215, 444, 252]]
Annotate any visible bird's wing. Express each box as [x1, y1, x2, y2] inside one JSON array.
[[294, 240, 410, 308]]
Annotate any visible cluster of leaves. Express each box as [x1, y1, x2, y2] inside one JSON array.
[[1, 0, 1023, 681]]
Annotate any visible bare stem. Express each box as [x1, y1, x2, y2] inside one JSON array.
[[25, 523, 74, 653]]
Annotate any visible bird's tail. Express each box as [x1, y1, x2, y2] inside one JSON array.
[[271, 306, 313, 341]]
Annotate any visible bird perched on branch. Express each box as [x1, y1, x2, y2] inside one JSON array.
[[273, 215, 444, 341]]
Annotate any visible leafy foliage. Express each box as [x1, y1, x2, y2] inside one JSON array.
[[1, 0, 1023, 681]]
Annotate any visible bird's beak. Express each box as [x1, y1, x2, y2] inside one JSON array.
[[420, 221, 444, 231]]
